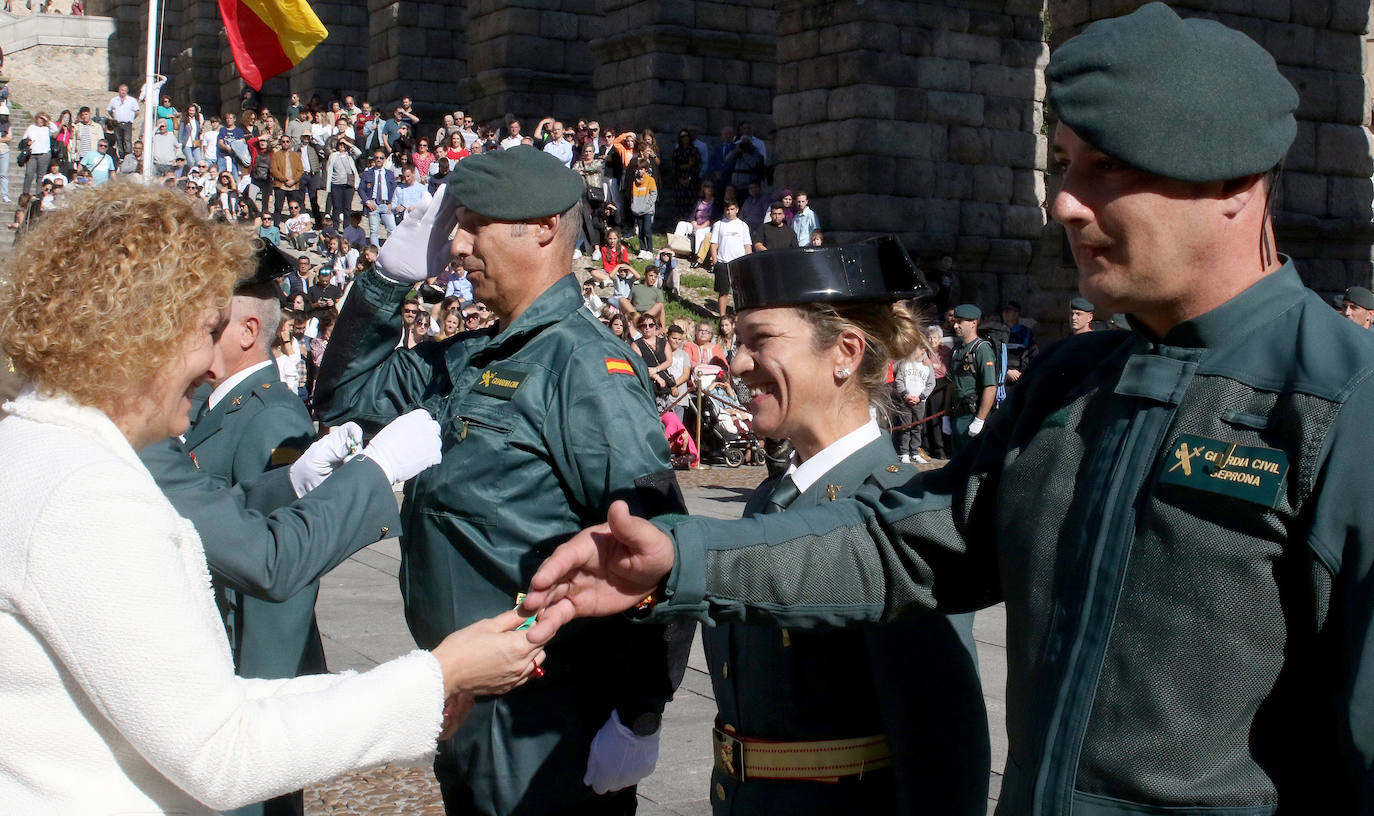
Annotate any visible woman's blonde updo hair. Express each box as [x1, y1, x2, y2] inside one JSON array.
[[0, 180, 253, 415], [799, 299, 930, 414]]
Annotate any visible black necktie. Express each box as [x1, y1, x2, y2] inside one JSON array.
[[764, 475, 799, 514]]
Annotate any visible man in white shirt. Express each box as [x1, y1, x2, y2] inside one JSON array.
[[538, 119, 573, 167], [391, 166, 427, 223], [107, 84, 139, 158], [500, 118, 524, 151], [708, 201, 753, 317], [282, 201, 316, 252], [73, 107, 103, 158]]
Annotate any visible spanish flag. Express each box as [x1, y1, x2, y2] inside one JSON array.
[[605, 358, 635, 376], [219, 0, 328, 90]]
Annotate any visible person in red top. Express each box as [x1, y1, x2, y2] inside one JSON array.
[[684, 321, 727, 370], [594, 227, 633, 286], [443, 131, 469, 163]]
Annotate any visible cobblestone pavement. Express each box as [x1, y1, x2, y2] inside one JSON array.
[[305, 764, 443, 815]]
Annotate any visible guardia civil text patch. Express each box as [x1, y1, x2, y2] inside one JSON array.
[[472, 367, 524, 399], [1159, 433, 1288, 508]]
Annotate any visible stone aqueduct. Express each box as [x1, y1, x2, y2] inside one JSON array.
[[90, 0, 1374, 327]]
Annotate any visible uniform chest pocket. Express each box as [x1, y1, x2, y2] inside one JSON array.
[[453, 411, 513, 443]]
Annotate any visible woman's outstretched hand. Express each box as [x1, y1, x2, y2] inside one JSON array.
[[520, 501, 677, 644], [431, 609, 545, 697]]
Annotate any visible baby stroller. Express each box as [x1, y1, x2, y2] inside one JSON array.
[[687, 366, 761, 468]]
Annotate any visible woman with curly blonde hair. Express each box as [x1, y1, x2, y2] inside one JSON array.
[[0, 181, 544, 814]]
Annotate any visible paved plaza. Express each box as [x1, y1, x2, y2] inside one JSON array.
[[308, 466, 1008, 815]]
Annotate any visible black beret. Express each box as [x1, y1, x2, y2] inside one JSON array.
[[1047, 2, 1298, 182], [443, 145, 583, 220], [1343, 286, 1374, 311], [1070, 297, 1095, 312], [726, 235, 931, 311]]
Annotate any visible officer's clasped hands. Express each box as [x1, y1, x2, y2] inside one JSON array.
[[288, 422, 365, 497], [361, 408, 443, 484]]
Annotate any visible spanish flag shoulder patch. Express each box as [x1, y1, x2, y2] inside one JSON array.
[[605, 357, 635, 376]]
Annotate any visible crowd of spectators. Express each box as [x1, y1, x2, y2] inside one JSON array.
[[4, 79, 844, 464]]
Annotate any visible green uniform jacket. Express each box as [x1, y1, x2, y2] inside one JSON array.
[[657, 262, 1374, 815], [315, 270, 691, 816], [140, 438, 401, 602], [182, 362, 322, 682], [704, 435, 988, 816]]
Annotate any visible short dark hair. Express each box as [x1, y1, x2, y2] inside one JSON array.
[[666, 325, 684, 336]]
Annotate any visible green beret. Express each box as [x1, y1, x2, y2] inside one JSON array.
[[1046, 2, 1297, 182], [443, 145, 583, 220], [953, 304, 981, 321], [1343, 286, 1374, 311], [1070, 297, 1095, 313]]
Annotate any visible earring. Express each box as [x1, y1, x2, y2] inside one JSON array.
[[836, 367, 852, 379]]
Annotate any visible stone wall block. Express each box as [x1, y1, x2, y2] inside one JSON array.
[[984, 95, 1023, 130], [968, 10, 1014, 38], [778, 30, 820, 62], [1311, 29, 1362, 73], [1316, 123, 1374, 176], [1001, 204, 1046, 238], [539, 11, 580, 40], [683, 83, 728, 111], [1002, 39, 1048, 69], [815, 155, 898, 196], [484, 7, 541, 40], [960, 201, 1001, 237], [1004, 0, 1046, 15], [923, 198, 961, 236], [1264, 22, 1315, 67], [934, 163, 973, 200], [927, 90, 985, 126], [841, 51, 916, 87], [1012, 13, 1044, 43], [911, 3, 969, 33], [1328, 176, 1373, 220], [751, 62, 778, 90], [894, 89, 930, 122], [1328, 0, 1369, 32], [1283, 171, 1327, 215], [775, 159, 816, 195], [915, 57, 971, 92], [971, 63, 1035, 99], [820, 21, 899, 56], [902, 27, 938, 57], [796, 56, 840, 89], [1291, 0, 1331, 27], [949, 126, 992, 164], [826, 84, 897, 121], [1286, 119, 1317, 172], [993, 130, 1040, 170], [564, 43, 594, 76], [933, 31, 1003, 65], [773, 89, 830, 127], [973, 165, 1013, 203], [985, 238, 1035, 270], [827, 194, 909, 232], [1333, 72, 1368, 124], [1013, 169, 1046, 207], [727, 85, 773, 115], [1251, 0, 1291, 22], [896, 159, 937, 194]]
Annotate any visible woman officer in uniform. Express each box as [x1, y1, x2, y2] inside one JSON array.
[[704, 240, 989, 815]]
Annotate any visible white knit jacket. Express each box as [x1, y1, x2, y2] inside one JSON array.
[[0, 390, 444, 814]]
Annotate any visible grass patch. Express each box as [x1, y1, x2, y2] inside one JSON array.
[[664, 299, 700, 329], [681, 272, 713, 289]]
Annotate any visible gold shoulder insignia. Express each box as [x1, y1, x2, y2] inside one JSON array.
[[269, 446, 303, 466], [886, 465, 901, 473]]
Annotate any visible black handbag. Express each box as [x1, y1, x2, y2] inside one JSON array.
[[16, 136, 30, 167]]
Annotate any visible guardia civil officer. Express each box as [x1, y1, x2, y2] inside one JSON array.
[[946, 303, 997, 453], [1069, 296, 1095, 335], [1340, 285, 1373, 329], [314, 146, 692, 816], [525, 5, 1374, 813], [701, 241, 987, 815]]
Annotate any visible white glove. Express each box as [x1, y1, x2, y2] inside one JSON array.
[[968, 417, 985, 437], [583, 711, 660, 794], [941, 415, 952, 436], [362, 409, 443, 484], [289, 422, 363, 497], [374, 183, 460, 284]]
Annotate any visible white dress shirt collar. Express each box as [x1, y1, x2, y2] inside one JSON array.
[[785, 419, 883, 494]]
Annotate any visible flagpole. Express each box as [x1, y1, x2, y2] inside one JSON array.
[[141, 0, 158, 182]]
